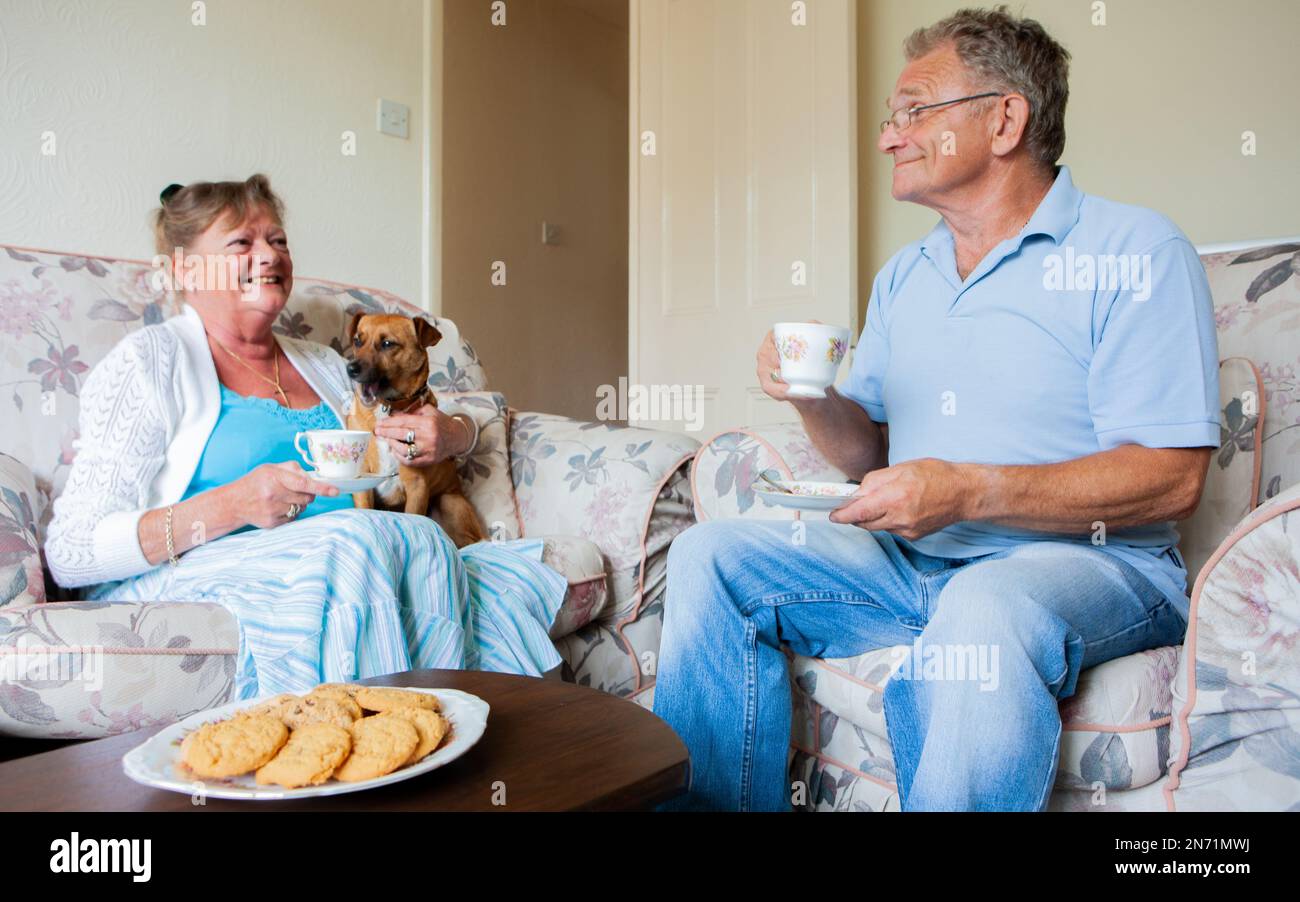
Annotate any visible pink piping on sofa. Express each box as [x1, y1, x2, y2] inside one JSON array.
[[616, 450, 698, 698], [789, 742, 899, 795], [1062, 716, 1171, 734], [504, 408, 529, 536], [1221, 357, 1266, 513], [1162, 490, 1300, 811], [794, 700, 899, 796], [0, 646, 236, 656], [689, 428, 799, 523]]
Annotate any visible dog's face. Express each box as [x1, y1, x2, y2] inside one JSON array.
[[343, 313, 442, 407]]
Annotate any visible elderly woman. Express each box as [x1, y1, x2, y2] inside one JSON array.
[[44, 175, 565, 697]]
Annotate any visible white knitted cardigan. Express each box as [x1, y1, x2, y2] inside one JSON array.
[[44, 304, 473, 589]]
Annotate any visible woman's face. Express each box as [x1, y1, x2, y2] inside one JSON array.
[[184, 207, 294, 323]]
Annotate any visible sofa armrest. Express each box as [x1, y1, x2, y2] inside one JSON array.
[[510, 413, 699, 700], [0, 599, 238, 739], [691, 422, 847, 523], [0, 452, 46, 608], [1164, 481, 1300, 810], [509, 412, 699, 617]]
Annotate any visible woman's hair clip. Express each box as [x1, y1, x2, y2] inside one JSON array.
[[160, 183, 184, 205]]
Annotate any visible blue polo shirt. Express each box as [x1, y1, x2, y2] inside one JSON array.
[[841, 166, 1219, 619]]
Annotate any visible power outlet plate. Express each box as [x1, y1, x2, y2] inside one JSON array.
[[377, 98, 410, 139]]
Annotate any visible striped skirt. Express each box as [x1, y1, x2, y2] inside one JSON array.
[[88, 510, 565, 699]]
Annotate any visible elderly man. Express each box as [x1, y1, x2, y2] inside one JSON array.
[[653, 7, 1219, 811]]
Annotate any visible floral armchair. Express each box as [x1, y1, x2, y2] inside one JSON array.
[[687, 237, 1300, 812], [0, 244, 698, 740]]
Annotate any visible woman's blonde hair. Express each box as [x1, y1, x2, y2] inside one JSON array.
[[151, 174, 285, 256]]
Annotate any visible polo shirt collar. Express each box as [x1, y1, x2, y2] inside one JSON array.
[[920, 164, 1083, 259], [1023, 165, 1082, 245]]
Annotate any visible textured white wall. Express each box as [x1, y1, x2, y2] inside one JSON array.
[[0, 0, 431, 307]]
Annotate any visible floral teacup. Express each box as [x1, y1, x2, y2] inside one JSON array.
[[293, 430, 371, 479], [773, 322, 851, 399]]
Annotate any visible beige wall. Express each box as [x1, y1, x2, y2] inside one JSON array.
[[442, 0, 628, 419], [0, 0, 433, 307], [857, 0, 1300, 323]]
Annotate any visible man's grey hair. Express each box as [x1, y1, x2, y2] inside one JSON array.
[[904, 6, 1071, 171]]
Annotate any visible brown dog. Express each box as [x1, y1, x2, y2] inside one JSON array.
[[343, 312, 486, 548]]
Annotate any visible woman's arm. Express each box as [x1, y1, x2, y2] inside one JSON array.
[[135, 463, 342, 565], [45, 332, 171, 588]]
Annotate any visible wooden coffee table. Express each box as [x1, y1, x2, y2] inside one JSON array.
[[0, 670, 689, 811]]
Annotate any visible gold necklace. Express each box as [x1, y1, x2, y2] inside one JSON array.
[[209, 334, 289, 406]]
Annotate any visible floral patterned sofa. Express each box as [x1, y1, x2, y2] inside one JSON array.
[[687, 237, 1300, 812], [0, 244, 698, 740]]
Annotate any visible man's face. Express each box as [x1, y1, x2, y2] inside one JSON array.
[[878, 44, 994, 206]]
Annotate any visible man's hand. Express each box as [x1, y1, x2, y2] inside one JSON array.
[[829, 458, 973, 541], [756, 328, 795, 402]]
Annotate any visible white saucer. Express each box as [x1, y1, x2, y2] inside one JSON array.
[[753, 479, 859, 512], [308, 470, 397, 493]]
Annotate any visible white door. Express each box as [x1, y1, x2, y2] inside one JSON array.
[[630, 0, 858, 438]]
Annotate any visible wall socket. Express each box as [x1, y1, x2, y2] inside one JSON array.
[[377, 99, 410, 139]]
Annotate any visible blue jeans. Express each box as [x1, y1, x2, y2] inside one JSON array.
[[652, 520, 1188, 811]]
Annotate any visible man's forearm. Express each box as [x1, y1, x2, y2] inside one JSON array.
[[964, 445, 1210, 533], [791, 387, 888, 481]]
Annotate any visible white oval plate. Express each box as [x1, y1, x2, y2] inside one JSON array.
[[753, 480, 860, 512], [309, 470, 397, 493], [122, 687, 489, 801]]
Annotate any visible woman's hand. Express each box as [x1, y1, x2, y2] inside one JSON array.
[[374, 405, 471, 469], [230, 462, 340, 529]]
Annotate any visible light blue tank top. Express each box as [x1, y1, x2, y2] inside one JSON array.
[[181, 385, 355, 532]]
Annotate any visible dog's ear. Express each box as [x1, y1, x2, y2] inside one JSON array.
[[344, 311, 366, 347], [413, 318, 443, 350]]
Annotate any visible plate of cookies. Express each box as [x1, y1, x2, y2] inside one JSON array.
[[121, 683, 488, 800]]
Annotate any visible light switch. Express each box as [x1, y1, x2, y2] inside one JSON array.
[[542, 221, 561, 245], [377, 99, 410, 139]]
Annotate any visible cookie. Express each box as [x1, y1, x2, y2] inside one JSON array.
[[247, 693, 299, 718], [333, 714, 420, 782], [313, 683, 363, 701], [255, 722, 353, 789], [309, 686, 365, 717], [279, 695, 360, 730], [354, 686, 441, 714], [181, 714, 289, 779], [386, 707, 450, 764]]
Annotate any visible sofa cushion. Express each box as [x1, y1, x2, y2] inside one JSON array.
[[0, 599, 238, 739], [789, 643, 1181, 794], [0, 454, 45, 608], [436, 391, 520, 540]]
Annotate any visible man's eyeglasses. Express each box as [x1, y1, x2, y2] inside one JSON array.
[[879, 92, 1002, 134]]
